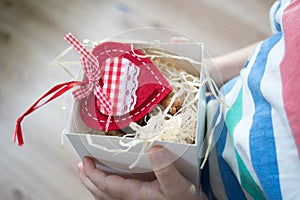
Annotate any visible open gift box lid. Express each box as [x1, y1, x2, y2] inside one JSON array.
[[65, 41, 206, 189]]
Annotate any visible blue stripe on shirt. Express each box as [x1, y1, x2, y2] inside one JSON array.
[[248, 33, 282, 200], [211, 103, 247, 200], [201, 160, 218, 200]]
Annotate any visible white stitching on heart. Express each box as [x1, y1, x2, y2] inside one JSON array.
[[83, 48, 166, 124]]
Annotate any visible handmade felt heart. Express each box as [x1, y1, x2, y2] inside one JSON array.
[[79, 42, 172, 131]]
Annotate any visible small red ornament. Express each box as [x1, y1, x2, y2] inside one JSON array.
[[80, 42, 172, 131]]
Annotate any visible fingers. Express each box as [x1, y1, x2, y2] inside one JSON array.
[[82, 157, 164, 200], [148, 146, 184, 189], [78, 162, 98, 194], [78, 160, 118, 200], [82, 157, 137, 199], [148, 146, 198, 200], [80, 148, 198, 200]]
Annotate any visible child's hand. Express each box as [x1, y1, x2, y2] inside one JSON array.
[[77, 146, 199, 200]]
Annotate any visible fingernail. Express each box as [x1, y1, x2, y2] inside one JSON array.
[[82, 156, 91, 165], [149, 147, 165, 162], [77, 162, 83, 172]]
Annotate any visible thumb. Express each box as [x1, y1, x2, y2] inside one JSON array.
[[148, 146, 197, 199]]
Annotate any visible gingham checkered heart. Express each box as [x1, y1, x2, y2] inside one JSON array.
[[80, 41, 173, 131]]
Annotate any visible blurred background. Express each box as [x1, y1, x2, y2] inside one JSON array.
[[0, 0, 273, 199]]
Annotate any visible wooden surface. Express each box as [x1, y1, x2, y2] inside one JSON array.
[[0, 0, 274, 199]]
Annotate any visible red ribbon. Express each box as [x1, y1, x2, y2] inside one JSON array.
[[14, 81, 82, 146], [14, 33, 115, 146]]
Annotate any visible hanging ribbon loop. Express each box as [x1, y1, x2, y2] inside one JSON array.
[[14, 81, 83, 146], [14, 33, 113, 146]]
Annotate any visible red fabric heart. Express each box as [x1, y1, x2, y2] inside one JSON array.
[[79, 42, 172, 131]]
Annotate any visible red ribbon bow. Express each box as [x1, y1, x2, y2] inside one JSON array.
[[72, 57, 101, 100], [64, 33, 112, 114]]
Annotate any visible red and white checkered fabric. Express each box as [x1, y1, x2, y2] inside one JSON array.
[[64, 33, 112, 115], [101, 57, 140, 116], [64, 33, 98, 68]]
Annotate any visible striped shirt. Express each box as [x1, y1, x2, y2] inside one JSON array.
[[202, 0, 300, 199]]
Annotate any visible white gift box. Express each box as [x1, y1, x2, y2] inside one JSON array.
[[65, 42, 206, 189]]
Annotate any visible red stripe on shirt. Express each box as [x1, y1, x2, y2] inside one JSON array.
[[280, 0, 300, 157]]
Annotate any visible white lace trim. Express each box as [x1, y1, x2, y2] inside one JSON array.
[[122, 60, 140, 114]]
